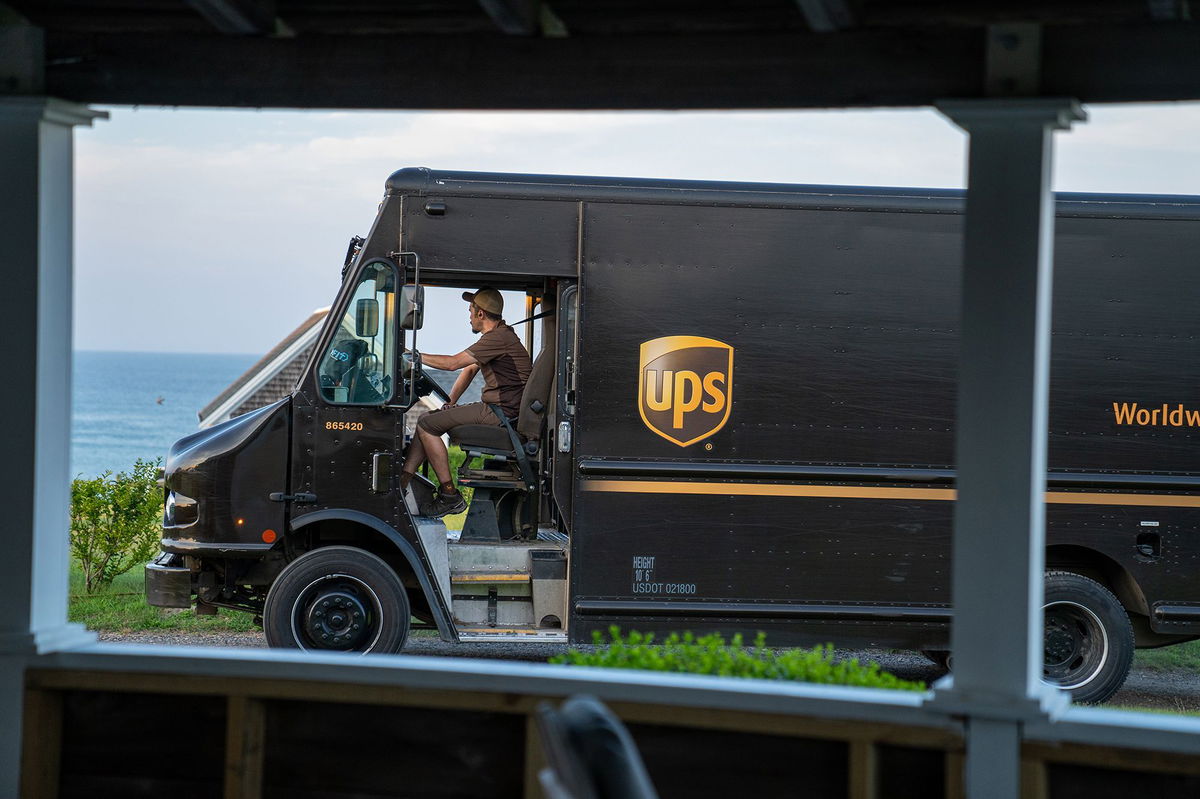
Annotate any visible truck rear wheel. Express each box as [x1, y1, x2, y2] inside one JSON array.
[[263, 546, 410, 654], [1042, 571, 1134, 704]]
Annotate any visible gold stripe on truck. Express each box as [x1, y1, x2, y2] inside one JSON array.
[[582, 480, 1200, 508]]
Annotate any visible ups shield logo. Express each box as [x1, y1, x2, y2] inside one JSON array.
[[638, 336, 734, 447]]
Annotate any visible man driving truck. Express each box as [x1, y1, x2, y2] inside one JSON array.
[[400, 287, 533, 517]]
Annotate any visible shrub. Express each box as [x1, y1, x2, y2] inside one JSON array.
[[550, 627, 925, 691], [70, 459, 164, 594]]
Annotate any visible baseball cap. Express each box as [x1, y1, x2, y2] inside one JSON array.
[[462, 287, 503, 316]]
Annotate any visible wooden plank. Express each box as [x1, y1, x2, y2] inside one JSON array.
[[224, 696, 265, 799], [945, 752, 965, 799], [24, 670, 961, 750], [607, 701, 963, 750], [26, 669, 541, 714], [523, 713, 546, 799], [25, 669, 962, 753], [1023, 740, 1200, 776], [19, 688, 62, 799], [848, 740, 877, 799], [1020, 759, 1047, 799]]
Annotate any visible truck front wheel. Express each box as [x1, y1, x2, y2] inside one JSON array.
[[1042, 571, 1134, 704], [263, 546, 410, 654]]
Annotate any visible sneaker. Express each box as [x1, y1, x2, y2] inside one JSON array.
[[424, 491, 467, 518]]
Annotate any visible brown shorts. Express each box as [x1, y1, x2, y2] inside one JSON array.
[[417, 402, 502, 436]]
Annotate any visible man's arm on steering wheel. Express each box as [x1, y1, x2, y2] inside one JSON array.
[[419, 351, 479, 407], [421, 351, 476, 371]]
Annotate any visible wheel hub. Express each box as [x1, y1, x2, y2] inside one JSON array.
[[1044, 617, 1079, 664], [1042, 600, 1108, 689], [304, 588, 369, 650]]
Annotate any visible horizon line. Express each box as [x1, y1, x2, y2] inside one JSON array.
[[73, 348, 260, 357]]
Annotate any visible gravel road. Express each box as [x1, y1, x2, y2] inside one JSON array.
[[96, 630, 1200, 712]]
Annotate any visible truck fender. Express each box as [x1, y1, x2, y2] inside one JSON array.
[[290, 509, 457, 642]]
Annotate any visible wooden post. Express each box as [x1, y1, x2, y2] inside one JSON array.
[[19, 687, 62, 799], [225, 695, 266, 799]]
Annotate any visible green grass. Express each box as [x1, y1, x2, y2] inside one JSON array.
[[69, 563, 257, 633], [553, 628, 927, 691], [1134, 639, 1200, 672]]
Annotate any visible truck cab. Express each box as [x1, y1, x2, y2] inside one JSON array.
[[148, 172, 580, 651]]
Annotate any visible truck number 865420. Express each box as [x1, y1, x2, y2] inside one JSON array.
[[324, 421, 364, 431]]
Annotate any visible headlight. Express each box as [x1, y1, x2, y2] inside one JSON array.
[[164, 491, 198, 528]]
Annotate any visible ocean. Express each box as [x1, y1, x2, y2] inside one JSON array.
[[71, 351, 258, 479]]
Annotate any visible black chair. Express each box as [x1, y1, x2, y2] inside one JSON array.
[[448, 346, 556, 540], [449, 346, 556, 488], [535, 696, 660, 799]]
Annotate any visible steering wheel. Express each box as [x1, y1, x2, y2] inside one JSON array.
[[400, 351, 451, 406], [343, 361, 386, 404]]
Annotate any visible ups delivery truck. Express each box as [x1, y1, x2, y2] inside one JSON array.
[[147, 168, 1200, 704]]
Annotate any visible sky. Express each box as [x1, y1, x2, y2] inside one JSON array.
[[72, 103, 1200, 356]]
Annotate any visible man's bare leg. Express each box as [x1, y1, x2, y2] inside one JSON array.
[[416, 427, 466, 517], [403, 429, 427, 472], [402, 433, 427, 482], [418, 427, 455, 489]]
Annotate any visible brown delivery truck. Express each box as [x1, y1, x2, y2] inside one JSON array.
[[147, 168, 1200, 703]]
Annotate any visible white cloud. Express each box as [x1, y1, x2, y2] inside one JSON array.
[[72, 104, 1200, 353]]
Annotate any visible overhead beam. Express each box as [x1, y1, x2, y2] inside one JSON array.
[[986, 23, 1041, 96], [184, 0, 277, 36], [476, 1, 568, 38], [38, 22, 1200, 110], [0, 4, 43, 93], [42, 28, 979, 109], [1147, 0, 1190, 21], [1041, 21, 1200, 101], [795, 0, 855, 32]]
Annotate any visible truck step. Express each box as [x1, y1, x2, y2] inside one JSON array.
[[451, 571, 530, 584], [459, 466, 519, 480], [456, 627, 567, 643], [458, 477, 526, 490]]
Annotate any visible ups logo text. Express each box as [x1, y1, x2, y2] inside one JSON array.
[[638, 336, 734, 447]]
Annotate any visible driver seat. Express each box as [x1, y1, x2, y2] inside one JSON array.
[[449, 346, 555, 478]]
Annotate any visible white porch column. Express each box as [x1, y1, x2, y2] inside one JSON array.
[[930, 98, 1085, 798], [0, 96, 106, 795]]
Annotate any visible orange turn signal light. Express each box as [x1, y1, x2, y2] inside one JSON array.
[[262, 529, 277, 544]]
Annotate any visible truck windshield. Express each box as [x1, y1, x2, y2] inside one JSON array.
[[317, 261, 397, 404]]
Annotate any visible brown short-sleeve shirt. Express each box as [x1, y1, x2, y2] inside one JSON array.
[[467, 323, 532, 417]]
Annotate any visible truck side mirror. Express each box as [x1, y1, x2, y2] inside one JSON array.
[[401, 285, 424, 330], [355, 298, 379, 338]]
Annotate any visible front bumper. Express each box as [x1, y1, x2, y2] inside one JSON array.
[[145, 551, 192, 608]]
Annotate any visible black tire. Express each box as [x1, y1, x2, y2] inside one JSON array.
[[263, 546, 410, 654], [1042, 571, 1134, 704]]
